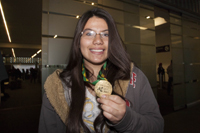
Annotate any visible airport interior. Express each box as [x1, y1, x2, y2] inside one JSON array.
[[0, 0, 200, 132]]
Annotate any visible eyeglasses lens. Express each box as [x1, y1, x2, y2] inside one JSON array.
[[82, 30, 108, 39]]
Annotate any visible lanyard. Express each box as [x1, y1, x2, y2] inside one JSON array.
[[82, 60, 107, 85]]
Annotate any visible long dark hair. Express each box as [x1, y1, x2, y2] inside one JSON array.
[[60, 8, 131, 133]]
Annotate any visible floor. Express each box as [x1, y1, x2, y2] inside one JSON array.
[[0, 79, 42, 133], [0, 80, 200, 133]]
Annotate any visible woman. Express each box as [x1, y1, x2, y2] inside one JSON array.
[[39, 8, 164, 133]]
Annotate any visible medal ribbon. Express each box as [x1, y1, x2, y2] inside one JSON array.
[[82, 60, 107, 85]]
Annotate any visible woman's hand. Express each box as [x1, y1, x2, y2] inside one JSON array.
[[97, 95, 126, 124]]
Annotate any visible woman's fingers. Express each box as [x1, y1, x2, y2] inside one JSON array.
[[97, 95, 126, 124]]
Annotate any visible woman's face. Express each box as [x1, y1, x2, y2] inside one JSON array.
[[80, 16, 108, 66]]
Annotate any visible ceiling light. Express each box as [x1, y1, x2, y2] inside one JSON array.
[[132, 25, 147, 30], [11, 48, 16, 57], [31, 49, 42, 58], [154, 17, 167, 26], [31, 54, 37, 58], [0, 1, 11, 42], [54, 35, 57, 38], [37, 49, 42, 54], [146, 16, 150, 19], [76, 15, 79, 19], [91, 3, 94, 5]]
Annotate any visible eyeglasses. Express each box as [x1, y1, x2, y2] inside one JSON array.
[[81, 30, 109, 40]]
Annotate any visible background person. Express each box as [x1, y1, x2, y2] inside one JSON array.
[[167, 60, 173, 95], [158, 63, 165, 89]]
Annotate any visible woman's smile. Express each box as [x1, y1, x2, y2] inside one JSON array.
[[90, 48, 105, 54]]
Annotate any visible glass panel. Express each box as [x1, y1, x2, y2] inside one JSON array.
[[170, 15, 186, 110], [183, 27, 199, 37], [125, 43, 141, 67], [48, 38, 72, 65], [186, 83, 200, 104], [124, 2, 139, 13], [172, 47, 184, 85], [173, 84, 186, 110], [141, 45, 156, 86], [99, 0, 123, 9], [171, 35, 182, 48], [42, 14, 49, 35], [170, 24, 182, 35], [170, 17, 182, 25], [182, 15, 200, 106], [49, 14, 78, 37], [183, 37, 197, 49], [116, 24, 125, 41], [103, 7, 124, 23], [140, 30, 155, 44], [124, 26, 140, 43], [48, 0, 95, 15]]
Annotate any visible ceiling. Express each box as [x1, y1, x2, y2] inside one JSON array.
[[0, 0, 42, 58]]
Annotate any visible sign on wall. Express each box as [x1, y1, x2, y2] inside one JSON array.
[[156, 45, 170, 53]]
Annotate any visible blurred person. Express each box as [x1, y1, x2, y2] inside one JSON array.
[[30, 68, 37, 83], [158, 63, 165, 89], [167, 60, 173, 95]]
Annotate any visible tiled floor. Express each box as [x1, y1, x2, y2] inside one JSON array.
[[0, 80, 200, 133]]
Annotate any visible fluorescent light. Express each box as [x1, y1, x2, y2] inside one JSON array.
[[31, 54, 37, 58], [0, 1, 11, 42], [12, 48, 16, 57], [31, 49, 42, 58], [154, 17, 167, 26], [54, 35, 57, 38], [37, 49, 42, 54], [132, 25, 147, 30], [76, 15, 79, 19]]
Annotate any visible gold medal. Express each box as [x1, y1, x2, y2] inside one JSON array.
[[94, 80, 112, 97]]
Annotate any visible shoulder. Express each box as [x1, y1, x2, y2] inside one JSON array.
[[129, 65, 150, 90], [44, 69, 64, 89], [131, 66, 147, 80], [45, 69, 63, 84], [44, 69, 70, 124]]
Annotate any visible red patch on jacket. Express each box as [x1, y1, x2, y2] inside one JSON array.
[[125, 99, 131, 107], [130, 72, 136, 88]]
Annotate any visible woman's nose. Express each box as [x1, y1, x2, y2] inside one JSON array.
[[93, 34, 103, 45]]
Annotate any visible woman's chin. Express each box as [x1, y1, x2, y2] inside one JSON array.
[[85, 59, 107, 66]]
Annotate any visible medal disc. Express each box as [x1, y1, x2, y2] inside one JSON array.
[[94, 80, 112, 97]]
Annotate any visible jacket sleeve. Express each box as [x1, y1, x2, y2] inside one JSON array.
[[38, 93, 66, 133], [107, 71, 164, 133]]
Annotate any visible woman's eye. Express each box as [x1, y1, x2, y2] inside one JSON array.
[[102, 33, 109, 37], [85, 31, 94, 36]]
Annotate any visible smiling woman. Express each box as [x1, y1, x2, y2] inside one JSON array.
[[80, 16, 109, 69], [39, 8, 164, 133]]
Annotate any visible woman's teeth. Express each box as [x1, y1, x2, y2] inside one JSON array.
[[90, 49, 103, 52]]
